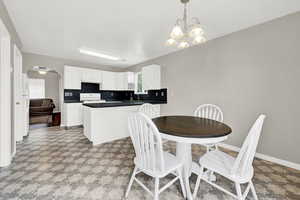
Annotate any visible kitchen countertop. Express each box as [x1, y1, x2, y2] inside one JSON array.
[[64, 100, 84, 103], [82, 100, 167, 108]]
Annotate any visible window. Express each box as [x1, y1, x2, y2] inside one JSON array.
[[135, 72, 144, 94], [28, 78, 45, 99]]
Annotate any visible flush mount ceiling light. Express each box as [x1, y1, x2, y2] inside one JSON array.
[[32, 66, 50, 75], [166, 0, 206, 49], [79, 47, 125, 61]]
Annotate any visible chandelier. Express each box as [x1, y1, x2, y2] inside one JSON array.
[[166, 0, 206, 49]]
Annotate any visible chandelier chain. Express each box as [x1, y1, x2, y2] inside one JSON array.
[[183, 3, 188, 32]]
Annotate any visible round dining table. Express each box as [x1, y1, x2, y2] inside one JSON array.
[[152, 116, 232, 200]]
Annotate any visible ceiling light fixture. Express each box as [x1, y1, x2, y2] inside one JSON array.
[[38, 71, 47, 75], [33, 66, 49, 75], [79, 47, 125, 61], [166, 0, 206, 49]]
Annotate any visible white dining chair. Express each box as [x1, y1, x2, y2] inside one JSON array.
[[125, 113, 186, 200], [194, 104, 224, 151], [139, 103, 168, 144], [138, 103, 160, 119], [193, 114, 266, 200]]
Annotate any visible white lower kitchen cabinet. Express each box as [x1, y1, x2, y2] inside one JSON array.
[[64, 103, 83, 127], [83, 105, 160, 145]]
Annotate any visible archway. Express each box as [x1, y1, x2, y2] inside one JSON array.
[[26, 69, 61, 130]]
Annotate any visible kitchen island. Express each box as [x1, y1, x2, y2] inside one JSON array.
[[83, 101, 165, 145]]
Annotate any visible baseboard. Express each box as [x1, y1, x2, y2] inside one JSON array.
[[219, 143, 300, 171], [64, 125, 83, 130], [93, 136, 130, 146]]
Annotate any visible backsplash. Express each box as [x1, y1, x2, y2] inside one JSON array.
[[101, 90, 134, 101], [64, 88, 167, 102], [134, 88, 167, 102], [64, 89, 81, 102]]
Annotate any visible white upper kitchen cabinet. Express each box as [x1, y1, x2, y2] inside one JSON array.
[[142, 65, 161, 91], [115, 72, 126, 90], [82, 68, 102, 83], [102, 71, 116, 90], [115, 72, 134, 90], [126, 72, 135, 90], [64, 66, 83, 89]]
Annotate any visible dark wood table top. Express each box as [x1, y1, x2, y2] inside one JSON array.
[[152, 116, 232, 138]]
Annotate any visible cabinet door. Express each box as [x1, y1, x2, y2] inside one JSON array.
[[125, 72, 135, 90], [102, 71, 116, 90], [64, 66, 82, 89], [142, 65, 161, 91], [81, 69, 92, 83], [98, 70, 103, 84], [90, 69, 101, 83], [82, 68, 102, 83], [114, 73, 122, 90], [115, 72, 128, 90], [65, 103, 83, 127]]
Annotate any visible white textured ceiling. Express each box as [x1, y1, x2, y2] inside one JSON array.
[[3, 0, 300, 68]]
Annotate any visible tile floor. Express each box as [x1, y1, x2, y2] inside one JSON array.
[[0, 127, 299, 200]]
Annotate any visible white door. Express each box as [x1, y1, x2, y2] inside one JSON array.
[[0, 19, 12, 167], [13, 45, 24, 143]]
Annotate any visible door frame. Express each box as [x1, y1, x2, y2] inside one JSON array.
[[12, 44, 23, 158], [13, 44, 23, 144], [0, 18, 12, 167]]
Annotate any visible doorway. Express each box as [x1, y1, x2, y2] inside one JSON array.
[[27, 70, 61, 130]]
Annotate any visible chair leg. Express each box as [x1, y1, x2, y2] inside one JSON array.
[[154, 177, 160, 200], [205, 145, 217, 182], [206, 145, 210, 152], [125, 166, 138, 198], [177, 168, 186, 198], [235, 182, 243, 200], [193, 166, 204, 199], [215, 144, 218, 151], [209, 170, 217, 182], [249, 181, 259, 200]]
